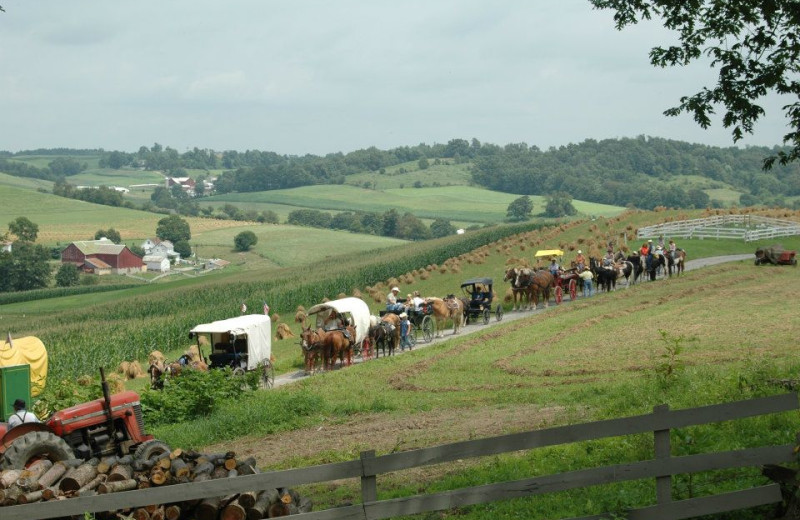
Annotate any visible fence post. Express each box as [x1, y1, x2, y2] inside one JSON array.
[[654, 404, 672, 506], [360, 450, 378, 504]]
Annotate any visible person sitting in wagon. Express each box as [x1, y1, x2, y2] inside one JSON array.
[[386, 286, 405, 313], [603, 248, 615, 267], [410, 290, 426, 312], [549, 258, 560, 276], [575, 250, 586, 271]]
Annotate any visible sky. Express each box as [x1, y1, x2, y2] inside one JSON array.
[[0, 1, 791, 156]]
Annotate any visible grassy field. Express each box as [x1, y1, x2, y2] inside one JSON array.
[[0, 171, 54, 191], [205, 185, 626, 224], [66, 168, 165, 187], [8, 154, 104, 170], [345, 159, 473, 189]]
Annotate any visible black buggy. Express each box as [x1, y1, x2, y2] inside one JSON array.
[[379, 303, 435, 345], [461, 278, 503, 325]]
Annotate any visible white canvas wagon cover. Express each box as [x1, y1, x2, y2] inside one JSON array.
[[190, 314, 271, 370], [307, 297, 370, 346]]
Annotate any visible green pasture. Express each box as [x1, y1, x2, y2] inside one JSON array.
[[8, 154, 103, 170], [67, 168, 164, 187], [705, 188, 743, 205], [205, 185, 625, 224], [192, 223, 405, 270], [0, 171, 53, 191], [345, 159, 473, 189]]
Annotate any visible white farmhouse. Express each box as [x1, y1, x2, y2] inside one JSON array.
[[141, 238, 181, 263]]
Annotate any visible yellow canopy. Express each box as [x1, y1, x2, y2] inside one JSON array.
[[535, 249, 564, 257], [1, 336, 48, 396]]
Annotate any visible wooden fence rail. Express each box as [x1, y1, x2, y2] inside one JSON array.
[[638, 215, 800, 242], [4, 393, 797, 520]]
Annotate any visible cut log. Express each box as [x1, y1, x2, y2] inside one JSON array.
[[107, 463, 134, 482], [237, 490, 258, 509], [227, 468, 239, 478], [1, 485, 22, 506], [223, 456, 238, 471], [193, 461, 214, 475], [41, 485, 59, 500], [150, 504, 165, 520], [18, 489, 44, 504], [246, 489, 278, 520], [164, 504, 181, 520], [268, 501, 291, 517], [97, 455, 119, 474], [170, 457, 190, 478], [150, 469, 169, 486], [221, 501, 247, 520], [79, 473, 107, 492], [132, 508, 151, 520], [16, 459, 53, 490], [169, 448, 183, 460], [38, 461, 68, 488], [156, 456, 171, 471], [98, 478, 138, 494], [196, 495, 223, 520], [1, 469, 22, 489], [59, 462, 99, 492]]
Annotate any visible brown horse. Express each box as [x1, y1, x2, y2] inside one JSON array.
[[504, 267, 534, 311], [427, 297, 465, 337], [300, 326, 325, 374], [668, 249, 686, 277], [319, 326, 357, 370], [380, 313, 401, 353], [529, 270, 554, 307]]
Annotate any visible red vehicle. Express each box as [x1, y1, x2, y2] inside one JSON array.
[[0, 371, 168, 469], [553, 269, 579, 304]]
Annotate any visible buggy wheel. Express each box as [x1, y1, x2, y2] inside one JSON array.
[[259, 361, 275, 389], [232, 367, 246, 377], [495, 305, 504, 321], [554, 285, 563, 304], [568, 279, 577, 300], [421, 315, 434, 342], [482, 308, 490, 325]]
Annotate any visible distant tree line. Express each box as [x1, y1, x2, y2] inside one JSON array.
[[471, 136, 800, 209], [53, 179, 124, 207], [0, 156, 87, 181], [286, 208, 456, 241]]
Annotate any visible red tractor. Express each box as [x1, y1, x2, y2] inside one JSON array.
[[0, 370, 168, 469]]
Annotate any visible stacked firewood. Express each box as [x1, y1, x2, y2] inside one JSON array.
[[0, 450, 312, 519]]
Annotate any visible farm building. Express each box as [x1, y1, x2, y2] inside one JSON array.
[[61, 238, 145, 275], [141, 238, 181, 263], [143, 254, 170, 272], [166, 176, 196, 194]]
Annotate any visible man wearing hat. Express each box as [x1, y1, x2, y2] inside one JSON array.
[[575, 250, 586, 271], [7, 398, 40, 429], [399, 312, 412, 351], [579, 266, 594, 297], [386, 286, 405, 313]]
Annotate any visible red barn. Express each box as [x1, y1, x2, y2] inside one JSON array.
[[61, 238, 145, 275]]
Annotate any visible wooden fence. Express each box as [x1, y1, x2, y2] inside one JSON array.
[[637, 215, 800, 242], [4, 393, 798, 520]]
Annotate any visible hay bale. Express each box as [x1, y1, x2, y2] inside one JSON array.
[[106, 373, 126, 393], [337, 292, 347, 299], [148, 350, 166, 367], [419, 270, 430, 280], [352, 288, 363, 299], [276, 323, 295, 340], [125, 361, 144, 379], [118, 361, 130, 375], [295, 310, 308, 324], [185, 346, 202, 362], [197, 335, 209, 347], [271, 313, 280, 323]]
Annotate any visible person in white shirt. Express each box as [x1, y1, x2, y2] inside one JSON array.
[[7, 399, 40, 429]]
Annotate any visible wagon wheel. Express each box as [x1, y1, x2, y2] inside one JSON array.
[[554, 285, 563, 305], [259, 361, 275, 389], [482, 308, 490, 325], [232, 367, 246, 377], [408, 324, 417, 349], [568, 279, 577, 300], [495, 305, 504, 321], [421, 315, 434, 342]]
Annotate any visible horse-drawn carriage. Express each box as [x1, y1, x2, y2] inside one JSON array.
[[535, 249, 578, 304], [188, 314, 275, 388], [461, 278, 503, 324], [379, 301, 434, 345], [307, 297, 371, 358]]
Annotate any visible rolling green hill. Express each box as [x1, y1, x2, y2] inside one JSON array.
[[205, 185, 625, 224]]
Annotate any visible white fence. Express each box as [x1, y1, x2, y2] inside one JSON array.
[[637, 215, 800, 242]]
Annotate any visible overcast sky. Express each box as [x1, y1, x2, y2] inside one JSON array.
[[0, 1, 791, 156]]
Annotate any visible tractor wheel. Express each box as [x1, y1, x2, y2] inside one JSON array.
[[259, 361, 275, 389], [569, 279, 577, 300], [554, 286, 563, 304], [495, 305, 504, 321], [134, 439, 171, 462], [483, 308, 490, 325], [421, 315, 434, 342], [1, 431, 75, 470]]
